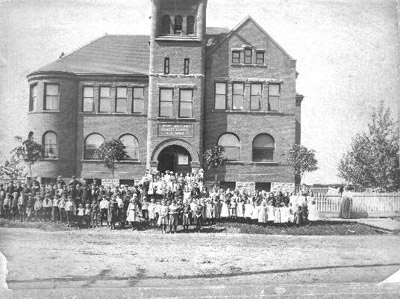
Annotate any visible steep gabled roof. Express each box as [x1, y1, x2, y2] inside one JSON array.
[[28, 34, 151, 77], [208, 16, 294, 60]]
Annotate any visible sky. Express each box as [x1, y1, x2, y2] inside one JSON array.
[[0, 0, 398, 184]]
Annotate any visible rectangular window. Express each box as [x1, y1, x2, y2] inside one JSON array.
[[244, 49, 252, 64], [250, 83, 262, 111], [184, 58, 190, 75], [82, 86, 94, 112], [232, 82, 244, 110], [256, 51, 264, 65], [132, 87, 144, 113], [115, 87, 127, 113], [159, 88, 173, 117], [268, 84, 280, 111], [44, 84, 59, 110], [179, 89, 193, 118], [29, 84, 37, 112], [214, 82, 227, 109], [164, 57, 170, 74], [99, 86, 111, 113], [232, 51, 241, 64]]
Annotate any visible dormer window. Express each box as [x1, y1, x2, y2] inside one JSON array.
[[161, 15, 171, 35], [187, 16, 195, 35], [174, 15, 183, 34]]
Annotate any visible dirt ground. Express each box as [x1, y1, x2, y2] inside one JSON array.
[[1, 226, 400, 290]]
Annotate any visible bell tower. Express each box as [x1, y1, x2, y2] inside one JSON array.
[[147, 0, 208, 174]]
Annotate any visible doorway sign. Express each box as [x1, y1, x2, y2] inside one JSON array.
[[158, 124, 194, 137]]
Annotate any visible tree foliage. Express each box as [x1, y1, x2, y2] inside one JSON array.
[[10, 133, 44, 179], [94, 138, 128, 179], [338, 103, 399, 192], [0, 157, 26, 180], [287, 144, 318, 181], [202, 145, 226, 183]]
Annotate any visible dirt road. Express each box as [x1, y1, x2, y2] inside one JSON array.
[[0, 227, 399, 292]]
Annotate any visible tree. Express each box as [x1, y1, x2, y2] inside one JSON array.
[[338, 103, 399, 192], [94, 138, 128, 180], [287, 144, 318, 184], [202, 145, 226, 185], [10, 132, 44, 180], [0, 157, 26, 180]]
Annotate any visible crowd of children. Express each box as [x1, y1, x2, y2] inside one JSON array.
[[0, 169, 318, 232]]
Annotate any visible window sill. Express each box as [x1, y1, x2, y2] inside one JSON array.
[[230, 63, 267, 68], [225, 161, 245, 165], [250, 162, 279, 165], [82, 159, 141, 164], [156, 117, 197, 122], [80, 113, 147, 117], [41, 158, 59, 161], [28, 111, 60, 114], [156, 36, 201, 42], [211, 110, 284, 115]]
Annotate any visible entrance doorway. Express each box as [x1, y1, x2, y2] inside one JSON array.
[[157, 145, 192, 174]]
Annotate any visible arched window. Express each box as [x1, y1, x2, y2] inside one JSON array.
[[119, 134, 139, 161], [174, 15, 183, 34], [187, 16, 195, 35], [43, 131, 58, 159], [253, 134, 275, 162], [218, 133, 240, 161], [84, 133, 105, 160], [161, 15, 171, 35]]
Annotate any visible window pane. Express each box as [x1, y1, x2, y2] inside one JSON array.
[[160, 89, 173, 101], [233, 95, 243, 110], [46, 84, 58, 96], [117, 87, 127, 98], [180, 90, 192, 102], [232, 51, 240, 63], [269, 84, 280, 96], [219, 134, 239, 147], [269, 96, 280, 111], [99, 98, 110, 112], [187, 16, 195, 34], [120, 135, 139, 160], [253, 134, 274, 147], [83, 87, 93, 97], [85, 134, 104, 159], [133, 87, 144, 99], [133, 99, 144, 113], [100, 87, 110, 97], [162, 15, 170, 35], [43, 132, 58, 158], [256, 52, 264, 64], [253, 148, 274, 162], [160, 102, 173, 117], [215, 83, 226, 94], [251, 84, 262, 95], [244, 49, 252, 64], [116, 98, 127, 113], [250, 96, 260, 110], [233, 83, 244, 94], [180, 102, 192, 118], [224, 147, 239, 161], [215, 95, 226, 109], [46, 96, 59, 110], [83, 98, 94, 112]]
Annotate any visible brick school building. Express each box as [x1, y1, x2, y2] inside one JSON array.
[[26, 0, 303, 192]]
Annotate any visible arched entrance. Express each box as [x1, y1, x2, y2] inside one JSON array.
[[157, 145, 192, 174]]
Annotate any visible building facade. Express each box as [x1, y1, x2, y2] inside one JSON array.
[[27, 0, 303, 191]]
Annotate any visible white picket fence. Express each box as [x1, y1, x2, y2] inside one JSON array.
[[314, 193, 400, 218]]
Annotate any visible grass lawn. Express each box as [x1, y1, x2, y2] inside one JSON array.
[[0, 218, 383, 235]]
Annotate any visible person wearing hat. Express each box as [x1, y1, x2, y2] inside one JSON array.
[[64, 195, 76, 227], [168, 199, 180, 233], [108, 196, 118, 230]]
